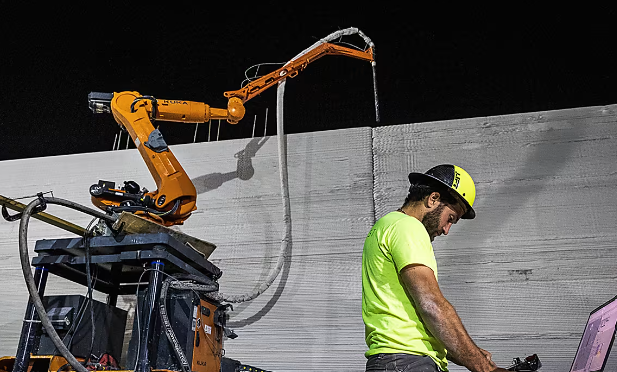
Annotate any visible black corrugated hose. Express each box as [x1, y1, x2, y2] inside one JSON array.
[[159, 274, 218, 372], [18, 197, 116, 372]]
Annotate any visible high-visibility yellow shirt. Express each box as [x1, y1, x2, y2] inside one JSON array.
[[362, 211, 448, 371]]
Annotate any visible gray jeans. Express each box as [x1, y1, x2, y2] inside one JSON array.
[[366, 353, 442, 372]]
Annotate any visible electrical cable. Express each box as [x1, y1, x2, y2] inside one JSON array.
[[334, 40, 365, 51], [18, 197, 116, 372], [47, 219, 102, 359], [10, 191, 54, 201], [130, 268, 217, 371], [158, 273, 217, 372], [241, 62, 287, 88], [130, 96, 158, 120], [130, 266, 157, 372], [83, 217, 98, 365], [61, 265, 98, 352], [110, 198, 181, 217], [52, 260, 99, 358], [46, 261, 99, 360]]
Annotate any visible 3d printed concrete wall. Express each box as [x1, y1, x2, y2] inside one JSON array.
[[0, 104, 615, 371]]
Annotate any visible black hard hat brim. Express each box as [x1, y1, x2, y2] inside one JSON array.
[[408, 172, 476, 219]]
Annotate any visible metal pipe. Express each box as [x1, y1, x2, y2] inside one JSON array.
[[0, 195, 86, 236], [252, 115, 256, 138], [264, 108, 269, 137]]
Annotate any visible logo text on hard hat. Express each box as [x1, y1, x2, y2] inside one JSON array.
[[453, 171, 461, 189]]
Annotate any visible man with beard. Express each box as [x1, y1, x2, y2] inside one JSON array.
[[362, 165, 510, 372]]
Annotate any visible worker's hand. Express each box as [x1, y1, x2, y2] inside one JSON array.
[[480, 348, 512, 372], [479, 348, 496, 368]]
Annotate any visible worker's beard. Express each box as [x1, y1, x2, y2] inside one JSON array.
[[422, 203, 445, 242]]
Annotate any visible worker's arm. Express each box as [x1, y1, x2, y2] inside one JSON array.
[[448, 348, 494, 368], [400, 264, 509, 372]]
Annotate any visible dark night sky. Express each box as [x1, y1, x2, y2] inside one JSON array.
[[1, 6, 615, 161]]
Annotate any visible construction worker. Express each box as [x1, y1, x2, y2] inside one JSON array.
[[362, 164, 510, 372]]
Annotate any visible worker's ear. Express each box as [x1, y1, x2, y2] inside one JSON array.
[[425, 192, 441, 209]]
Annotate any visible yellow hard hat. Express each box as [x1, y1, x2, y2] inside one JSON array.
[[408, 164, 476, 219]]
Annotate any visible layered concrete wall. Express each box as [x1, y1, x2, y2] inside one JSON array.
[[0, 104, 615, 371], [0, 128, 376, 371], [373, 105, 617, 371]]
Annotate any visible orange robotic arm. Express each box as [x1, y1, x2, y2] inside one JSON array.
[[87, 91, 244, 226], [87, 42, 375, 226], [224, 42, 375, 103]]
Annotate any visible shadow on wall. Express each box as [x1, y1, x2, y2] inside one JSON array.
[[474, 115, 584, 266], [191, 136, 269, 194], [455, 114, 588, 357], [227, 248, 293, 329], [190, 136, 295, 328]]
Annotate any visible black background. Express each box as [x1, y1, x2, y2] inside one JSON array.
[[2, 6, 615, 161]]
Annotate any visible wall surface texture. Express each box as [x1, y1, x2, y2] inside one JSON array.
[[0, 104, 615, 372]]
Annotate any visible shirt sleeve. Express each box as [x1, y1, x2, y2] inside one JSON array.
[[387, 218, 437, 275]]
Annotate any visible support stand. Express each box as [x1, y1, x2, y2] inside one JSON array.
[[135, 260, 164, 372], [12, 267, 49, 372], [23, 233, 221, 371]]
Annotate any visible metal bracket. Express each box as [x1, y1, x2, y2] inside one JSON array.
[[214, 304, 237, 339], [144, 129, 169, 153], [2, 193, 47, 222]]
